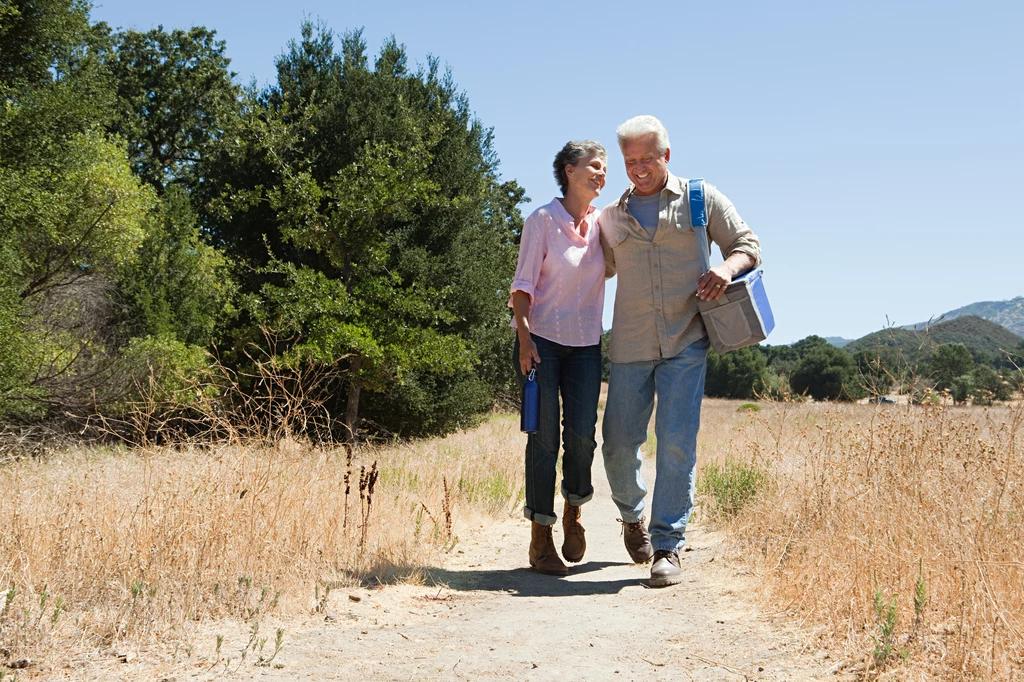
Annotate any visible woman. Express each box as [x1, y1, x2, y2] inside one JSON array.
[[510, 140, 608, 576]]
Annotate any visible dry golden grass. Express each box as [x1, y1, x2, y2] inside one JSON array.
[[0, 413, 524, 665], [697, 398, 1024, 680], [7, 389, 1024, 680]]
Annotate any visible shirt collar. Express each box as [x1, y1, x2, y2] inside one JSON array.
[[616, 173, 684, 208], [550, 198, 597, 239], [551, 197, 596, 224]]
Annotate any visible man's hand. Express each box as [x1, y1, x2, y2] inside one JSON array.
[[697, 252, 757, 301], [696, 265, 732, 301], [519, 337, 541, 375]]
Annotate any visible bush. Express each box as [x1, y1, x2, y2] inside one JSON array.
[[697, 455, 770, 520], [790, 345, 865, 401], [705, 346, 768, 399]]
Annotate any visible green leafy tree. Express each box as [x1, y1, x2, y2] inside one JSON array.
[[202, 23, 523, 436], [705, 346, 768, 399], [106, 25, 239, 191], [928, 343, 974, 391], [853, 349, 895, 398], [118, 185, 234, 346], [969, 364, 1013, 404], [791, 335, 830, 358], [2, 132, 155, 301], [790, 345, 864, 401], [950, 373, 975, 405], [0, 0, 157, 418]]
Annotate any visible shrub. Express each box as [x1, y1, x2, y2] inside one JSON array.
[[697, 455, 769, 520]]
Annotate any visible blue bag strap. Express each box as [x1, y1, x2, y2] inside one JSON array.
[[688, 178, 712, 275]]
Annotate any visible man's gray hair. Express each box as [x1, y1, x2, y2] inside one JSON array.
[[616, 115, 670, 154], [552, 140, 607, 196]]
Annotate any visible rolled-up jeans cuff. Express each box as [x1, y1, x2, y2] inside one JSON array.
[[561, 482, 593, 507], [523, 507, 557, 526]]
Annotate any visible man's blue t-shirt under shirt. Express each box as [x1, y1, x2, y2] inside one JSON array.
[[626, 192, 660, 239]]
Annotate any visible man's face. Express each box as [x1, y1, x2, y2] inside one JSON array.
[[621, 134, 670, 197]]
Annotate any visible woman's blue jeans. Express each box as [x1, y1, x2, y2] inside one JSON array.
[[513, 334, 600, 526]]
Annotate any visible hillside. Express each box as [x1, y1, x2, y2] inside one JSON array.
[[845, 315, 1023, 362], [824, 336, 853, 348], [908, 296, 1024, 337]]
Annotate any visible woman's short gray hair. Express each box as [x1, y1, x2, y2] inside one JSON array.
[[552, 140, 607, 196], [616, 115, 670, 154]]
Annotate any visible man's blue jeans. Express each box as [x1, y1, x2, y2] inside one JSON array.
[[514, 334, 600, 526], [602, 339, 708, 553]]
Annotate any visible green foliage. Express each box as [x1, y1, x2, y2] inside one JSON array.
[[950, 373, 975, 405], [872, 584, 900, 668], [845, 316, 1021, 367], [202, 22, 523, 436], [964, 364, 1014, 405], [914, 560, 927, 622], [116, 334, 213, 405], [600, 330, 611, 382], [0, 0, 116, 166], [106, 25, 239, 190], [705, 346, 768, 399], [791, 335, 830, 358], [1, 131, 155, 300], [0, 0, 93, 90], [790, 343, 864, 401], [928, 343, 974, 391], [696, 455, 769, 520], [0, 0, 156, 419], [853, 349, 896, 398], [118, 186, 234, 346]]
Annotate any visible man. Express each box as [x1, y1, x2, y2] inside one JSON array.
[[600, 115, 760, 587]]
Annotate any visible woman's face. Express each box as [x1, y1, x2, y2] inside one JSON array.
[[566, 154, 607, 199]]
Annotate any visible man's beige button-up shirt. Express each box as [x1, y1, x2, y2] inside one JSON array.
[[599, 174, 761, 364]]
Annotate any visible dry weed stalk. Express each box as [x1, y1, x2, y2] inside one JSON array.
[[707, 393, 1024, 679]]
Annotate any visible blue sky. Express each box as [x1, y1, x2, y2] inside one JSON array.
[[91, 0, 1024, 343]]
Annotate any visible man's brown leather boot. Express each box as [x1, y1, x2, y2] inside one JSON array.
[[561, 500, 586, 563], [529, 522, 568, 576], [621, 516, 654, 563]]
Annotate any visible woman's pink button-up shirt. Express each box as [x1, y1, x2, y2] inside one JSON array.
[[509, 198, 605, 347]]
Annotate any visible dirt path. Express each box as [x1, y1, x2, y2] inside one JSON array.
[[155, 448, 840, 682]]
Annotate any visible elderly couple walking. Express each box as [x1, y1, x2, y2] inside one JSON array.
[[510, 115, 761, 587]]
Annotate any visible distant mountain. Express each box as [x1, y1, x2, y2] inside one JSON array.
[[845, 315, 1023, 362], [824, 337, 853, 348], [907, 296, 1024, 337]]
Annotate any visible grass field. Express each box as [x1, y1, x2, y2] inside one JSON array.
[[696, 397, 1024, 680], [2, 398, 1022, 679], [0, 414, 524, 668]]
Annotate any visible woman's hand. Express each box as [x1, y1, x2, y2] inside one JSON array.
[[519, 337, 541, 375]]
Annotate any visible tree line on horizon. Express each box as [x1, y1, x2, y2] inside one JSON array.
[[0, 0, 526, 439], [601, 316, 1024, 405], [691, 330, 1020, 405]]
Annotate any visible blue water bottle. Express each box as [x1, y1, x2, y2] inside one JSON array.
[[521, 367, 539, 434]]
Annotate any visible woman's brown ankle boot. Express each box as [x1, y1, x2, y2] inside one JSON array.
[[561, 500, 586, 563], [529, 521, 568, 576]]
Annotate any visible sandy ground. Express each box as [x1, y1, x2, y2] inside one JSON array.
[[46, 447, 849, 682]]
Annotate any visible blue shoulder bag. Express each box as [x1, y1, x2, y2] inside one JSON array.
[[688, 178, 775, 353]]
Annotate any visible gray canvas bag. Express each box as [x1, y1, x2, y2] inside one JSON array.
[[689, 178, 775, 353]]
